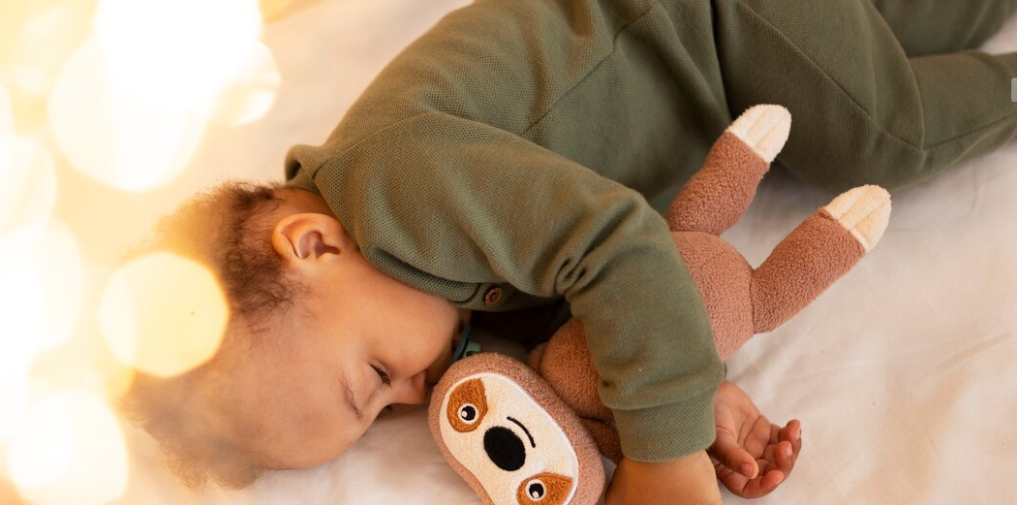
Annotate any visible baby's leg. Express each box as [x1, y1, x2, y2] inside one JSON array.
[[869, 0, 1017, 57], [714, 0, 1017, 193]]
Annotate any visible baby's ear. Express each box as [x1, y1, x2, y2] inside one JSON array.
[[270, 213, 344, 262], [428, 353, 605, 505]]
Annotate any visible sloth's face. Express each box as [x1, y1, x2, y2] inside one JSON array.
[[438, 373, 579, 505]]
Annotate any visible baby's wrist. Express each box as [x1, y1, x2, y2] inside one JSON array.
[[622, 449, 710, 474]]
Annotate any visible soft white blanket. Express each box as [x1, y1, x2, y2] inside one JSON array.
[[116, 1, 1017, 503]]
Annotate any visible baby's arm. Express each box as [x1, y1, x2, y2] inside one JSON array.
[[285, 0, 724, 482], [606, 381, 803, 505]]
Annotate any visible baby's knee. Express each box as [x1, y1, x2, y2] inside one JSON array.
[[778, 126, 930, 195]]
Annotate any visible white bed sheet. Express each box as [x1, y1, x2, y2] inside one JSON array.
[[113, 1, 1017, 504]]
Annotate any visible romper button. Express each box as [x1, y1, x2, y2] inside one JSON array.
[[483, 286, 504, 307]]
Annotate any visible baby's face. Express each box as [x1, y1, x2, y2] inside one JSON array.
[[208, 190, 472, 470]]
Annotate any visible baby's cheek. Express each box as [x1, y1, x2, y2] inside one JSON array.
[[258, 403, 359, 468]]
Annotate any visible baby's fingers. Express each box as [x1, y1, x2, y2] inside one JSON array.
[[756, 469, 786, 495], [776, 420, 803, 473], [710, 435, 759, 479], [718, 467, 785, 499]]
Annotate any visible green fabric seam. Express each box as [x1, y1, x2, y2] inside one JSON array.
[[520, 1, 660, 136], [732, 0, 927, 153], [307, 111, 433, 178], [924, 108, 1017, 149], [314, 2, 661, 170]]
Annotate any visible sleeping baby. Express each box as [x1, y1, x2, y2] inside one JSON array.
[[119, 0, 1017, 504]]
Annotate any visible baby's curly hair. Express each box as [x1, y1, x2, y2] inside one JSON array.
[[116, 179, 309, 489]]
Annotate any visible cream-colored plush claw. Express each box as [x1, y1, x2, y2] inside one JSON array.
[[726, 104, 792, 163], [824, 185, 892, 252]]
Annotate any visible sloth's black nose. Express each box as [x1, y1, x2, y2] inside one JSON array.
[[483, 426, 526, 471]]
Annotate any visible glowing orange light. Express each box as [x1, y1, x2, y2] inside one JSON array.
[[5, 6, 90, 97], [0, 84, 11, 139], [260, 0, 310, 20], [0, 85, 11, 175], [6, 392, 129, 505], [48, 41, 208, 192], [98, 252, 229, 378], [94, 0, 263, 103], [0, 229, 46, 378], [212, 41, 281, 126], [0, 137, 58, 234], [0, 223, 83, 360], [0, 372, 28, 442]]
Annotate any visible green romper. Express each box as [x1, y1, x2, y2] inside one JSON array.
[[284, 0, 1017, 462]]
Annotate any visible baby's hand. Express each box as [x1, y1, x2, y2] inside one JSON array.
[[709, 380, 802, 498], [605, 450, 722, 505]]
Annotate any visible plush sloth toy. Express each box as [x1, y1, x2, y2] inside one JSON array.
[[428, 105, 892, 505]]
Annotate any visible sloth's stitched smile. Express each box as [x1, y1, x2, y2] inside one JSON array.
[[506, 416, 535, 448]]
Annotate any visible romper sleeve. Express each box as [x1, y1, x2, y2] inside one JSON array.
[[285, 111, 724, 461]]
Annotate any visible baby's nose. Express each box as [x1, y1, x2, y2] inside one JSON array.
[[394, 371, 429, 405]]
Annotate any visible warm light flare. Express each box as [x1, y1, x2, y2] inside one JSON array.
[[98, 252, 229, 378], [6, 403, 75, 488], [0, 84, 11, 138], [0, 230, 47, 377], [0, 224, 84, 445], [5, 6, 91, 97], [212, 41, 282, 126], [48, 41, 208, 192], [0, 84, 11, 173], [0, 223, 83, 359], [0, 373, 29, 442], [0, 137, 58, 234], [260, 0, 312, 20], [94, 0, 263, 103], [47, 0, 278, 191], [5, 392, 129, 505], [0, 0, 290, 500]]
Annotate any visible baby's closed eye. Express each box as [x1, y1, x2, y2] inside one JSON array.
[[372, 364, 391, 386]]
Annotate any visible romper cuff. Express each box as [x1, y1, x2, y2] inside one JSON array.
[[612, 386, 718, 462]]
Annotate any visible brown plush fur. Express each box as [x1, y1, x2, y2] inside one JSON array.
[[666, 131, 770, 236], [430, 106, 888, 504], [529, 118, 879, 463], [429, 352, 605, 505]]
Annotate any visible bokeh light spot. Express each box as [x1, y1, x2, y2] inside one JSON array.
[[211, 41, 281, 126], [0, 137, 58, 234], [6, 402, 74, 487], [0, 223, 83, 364], [0, 229, 47, 377], [260, 0, 308, 20], [98, 252, 229, 378], [48, 41, 208, 192], [6, 6, 89, 97], [0, 372, 29, 443], [95, 0, 263, 103], [0, 84, 12, 173], [0, 83, 11, 138], [6, 392, 129, 505]]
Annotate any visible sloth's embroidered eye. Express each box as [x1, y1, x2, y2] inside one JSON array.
[[525, 479, 546, 500], [447, 378, 486, 432], [458, 404, 478, 423]]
